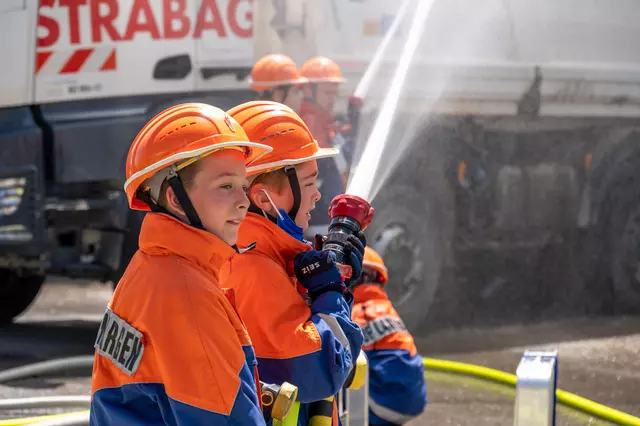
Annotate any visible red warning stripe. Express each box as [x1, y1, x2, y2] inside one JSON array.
[[35, 47, 118, 75], [100, 49, 117, 71], [59, 48, 94, 74], [35, 51, 53, 74]]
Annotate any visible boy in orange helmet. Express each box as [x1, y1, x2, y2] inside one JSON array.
[[223, 100, 366, 425], [90, 103, 273, 425], [298, 56, 362, 238], [250, 53, 308, 110], [351, 248, 428, 426]]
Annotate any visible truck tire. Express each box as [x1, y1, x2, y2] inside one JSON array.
[[0, 270, 45, 324], [366, 186, 444, 332]]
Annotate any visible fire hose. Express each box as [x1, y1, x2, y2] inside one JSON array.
[[2, 355, 640, 426]]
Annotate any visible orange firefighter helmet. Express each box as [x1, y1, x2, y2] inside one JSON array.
[[227, 101, 338, 176], [300, 56, 345, 84], [124, 103, 272, 211], [363, 247, 389, 284], [250, 54, 308, 92]]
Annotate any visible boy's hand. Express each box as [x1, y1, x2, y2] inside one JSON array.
[[313, 234, 327, 251], [293, 250, 345, 300], [342, 232, 366, 287], [314, 231, 367, 287]]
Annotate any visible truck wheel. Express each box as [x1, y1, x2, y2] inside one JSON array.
[[366, 187, 444, 332], [609, 189, 640, 313], [0, 270, 45, 324]]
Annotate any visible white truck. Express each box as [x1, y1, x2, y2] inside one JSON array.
[[2, 0, 640, 332], [0, 0, 254, 322]]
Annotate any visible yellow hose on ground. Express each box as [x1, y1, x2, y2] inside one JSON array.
[[0, 410, 89, 426], [423, 358, 640, 426], [3, 359, 640, 425]]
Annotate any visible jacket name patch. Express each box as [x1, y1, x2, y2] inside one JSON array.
[[361, 315, 408, 346], [94, 308, 144, 375]]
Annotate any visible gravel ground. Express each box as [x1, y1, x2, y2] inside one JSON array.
[[1, 280, 639, 425]]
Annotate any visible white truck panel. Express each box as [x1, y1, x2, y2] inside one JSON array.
[[0, 0, 37, 108], [195, 0, 253, 91], [34, 0, 253, 104]]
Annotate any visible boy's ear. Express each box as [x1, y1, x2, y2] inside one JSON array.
[[247, 183, 271, 211], [164, 186, 187, 220]]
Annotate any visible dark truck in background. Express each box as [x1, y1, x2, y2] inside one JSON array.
[[0, 89, 252, 324]]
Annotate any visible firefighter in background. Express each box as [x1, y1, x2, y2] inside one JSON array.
[[298, 56, 362, 238], [91, 104, 273, 425], [223, 101, 366, 425], [250, 53, 308, 111], [351, 248, 428, 426]]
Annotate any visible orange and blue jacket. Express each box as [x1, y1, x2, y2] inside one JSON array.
[[90, 213, 265, 426], [352, 284, 427, 426], [221, 213, 364, 425]]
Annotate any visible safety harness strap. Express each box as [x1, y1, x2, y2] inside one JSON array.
[[284, 166, 301, 221]]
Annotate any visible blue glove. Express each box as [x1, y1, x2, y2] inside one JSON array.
[[343, 232, 366, 288], [294, 250, 345, 300]]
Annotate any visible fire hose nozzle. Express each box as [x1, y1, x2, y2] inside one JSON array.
[[323, 195, 374, 267], [260, 381, 299, 422]]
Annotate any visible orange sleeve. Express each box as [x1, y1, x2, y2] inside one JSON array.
[[227, 254, 322, 359]]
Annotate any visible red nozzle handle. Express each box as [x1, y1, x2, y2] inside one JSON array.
[[328, 194, 374, 231]]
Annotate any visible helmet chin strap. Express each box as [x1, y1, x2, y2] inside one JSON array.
[[137, 166, 204, 230]]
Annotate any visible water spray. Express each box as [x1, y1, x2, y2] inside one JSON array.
[[347, 0, 435, 201], [352, 0, 412, 101], [347, 0, 412, 146], [320, 0, 418, 266]]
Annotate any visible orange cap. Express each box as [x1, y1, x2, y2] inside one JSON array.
[[300, 56, 345, 84], [227, 101, 338, 176], [249, 54, 308, 92], [363, 247, 389, 284], [124, 103, 272, 211]]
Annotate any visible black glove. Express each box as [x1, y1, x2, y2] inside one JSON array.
[[342, 232, 366, 287], [293, 250, 346, 301]]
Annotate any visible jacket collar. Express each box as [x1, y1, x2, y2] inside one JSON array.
[[139, 213, 236, 280], [236, 212, 310, 268]]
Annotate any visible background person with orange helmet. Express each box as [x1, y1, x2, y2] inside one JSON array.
[[250, 53, 308, 111], [298, 56, 362, 238], [222, 100, 365, 426], [351, 247, 428, 426], [90, 103, 273, 426]]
